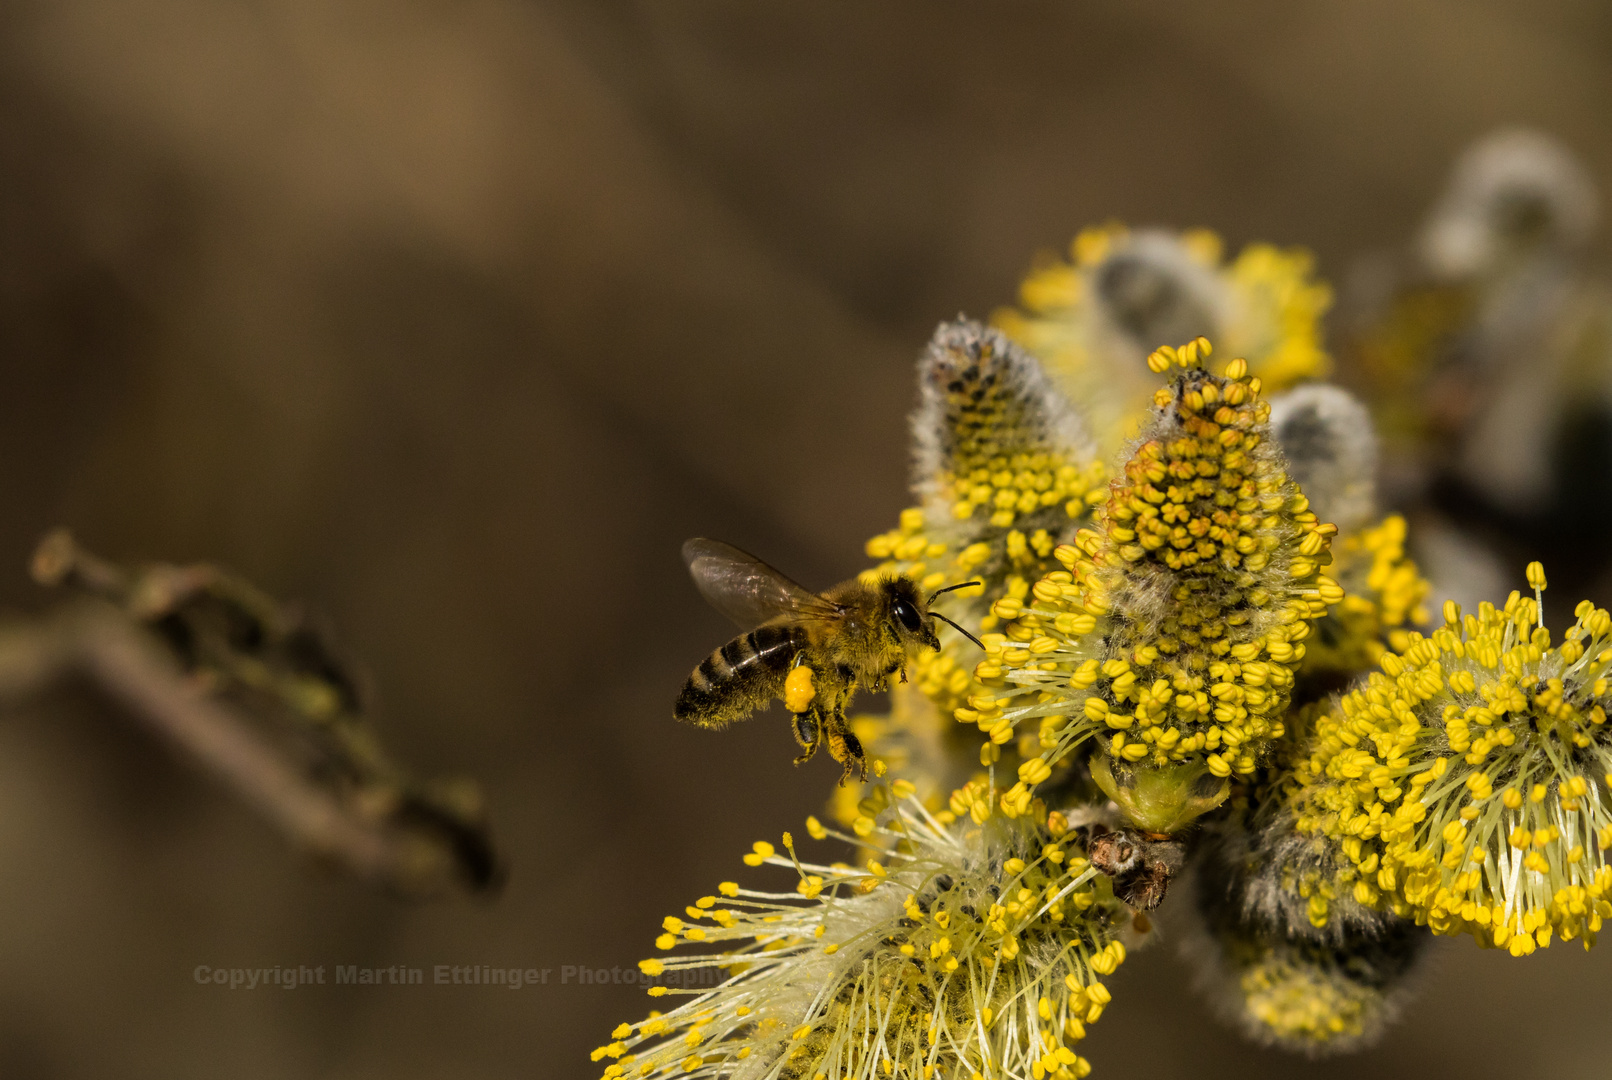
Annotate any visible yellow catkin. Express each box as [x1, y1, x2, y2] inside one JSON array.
[[1287, 582, 1612, 951], [856, 320, 1106, 812], [1296, 514, 1431, 684], [599, 788, 1131, 1080], [984, 339, 1338, 826]]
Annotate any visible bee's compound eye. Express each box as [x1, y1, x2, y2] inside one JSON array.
[[894, 599, 923, 633]]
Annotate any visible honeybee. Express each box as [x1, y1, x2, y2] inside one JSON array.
[[675, 538, 981, 784]]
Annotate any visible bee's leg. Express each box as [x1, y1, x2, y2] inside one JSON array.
[[824, 711, 867, 786], [791, 710, 821, 766]]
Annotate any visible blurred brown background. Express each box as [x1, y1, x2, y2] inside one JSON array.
[[0, 1, 1609, 1076]]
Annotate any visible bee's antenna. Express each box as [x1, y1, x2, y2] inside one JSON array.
[[926, 579, 983, 604], [930, 612, 985, 650]]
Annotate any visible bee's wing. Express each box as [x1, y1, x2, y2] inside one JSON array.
[[682, 538, 844, 630]]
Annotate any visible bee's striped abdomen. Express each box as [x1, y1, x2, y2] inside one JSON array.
[[676, 624, 805, 729]]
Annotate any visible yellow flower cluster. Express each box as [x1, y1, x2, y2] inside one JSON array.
[[1220, 242, 1335, 391], [1290, 569, 1612, 954], [1297, 514, 1431, 691], [610, 188, 1612, 1078], [828, 691, 980, 835], [996, 225, 1332, 452], [906, 318, 1099, 540], [1215, 930, 1419, 1052], [967, 340, 1340, 830], [865, 497, 1103, 722], [597, 787, 1136, 1080], [854, 319, 1107, 808], [1189, 764, 1425, 1056]]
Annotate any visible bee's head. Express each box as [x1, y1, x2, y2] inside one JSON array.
[[882, 576, 941, 652], [882, 577, 984, 653]]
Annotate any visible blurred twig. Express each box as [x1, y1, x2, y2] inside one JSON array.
[[0, 530, 502, 899]]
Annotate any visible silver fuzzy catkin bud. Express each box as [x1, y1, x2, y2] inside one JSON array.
[[1184, 797, 1426, 1056], [1090, 230, 1228, 353], [1267, 384, 1379, 536], [909, 317, 1094, 533], [1419, 127, 1599, 280]]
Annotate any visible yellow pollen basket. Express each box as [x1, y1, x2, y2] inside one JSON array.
[[785, 666, 817, 713]]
